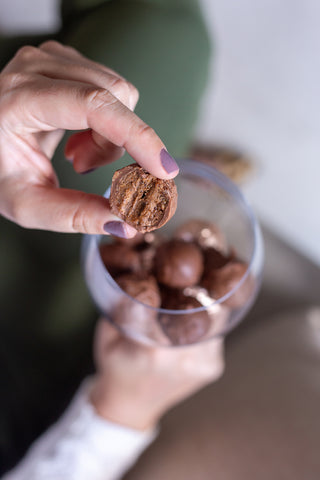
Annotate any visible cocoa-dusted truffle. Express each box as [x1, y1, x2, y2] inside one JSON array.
[[201, 261, 253, 308], [154, 239, 204, 288], [99, 242, 140, 276], [115, 272, 161, 308], [109, 163, 177, 233], [203, 247, 231, 272], [159, 293, 210, 345], [174, 219, 227, 251]]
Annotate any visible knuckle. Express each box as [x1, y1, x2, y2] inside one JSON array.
[[192, 343, 225, 383], [0, 73, 18, 95], [85, 87, 118, 111], [207, 353, 225, 382], [39, 40, 61, 50], [211, 356, 225, 380], [64, 44, 81, 54], [70, 194, 97, 233], [15, 45, 40, 62], [0, 73, 34, 127], [109, 77, 131, 103], [0, 72, 32, 91], [127, 82, 139, 102], [197, 360, 224, 384], [135, 123, 156, 141], [71, 203, 88, 233], [40, 40, 80, 57]]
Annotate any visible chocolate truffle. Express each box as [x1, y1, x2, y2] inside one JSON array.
[[203, 247, 231, 272], [136, 242, 157, 274], [113, 273, 169, 345], [109, 163, 178, 233], [154, 239, 204, 288], [99, 242, 140, 276], [183, 286, 231, 336], [174, 219, 227, 251], [159, 293, 210, 345], [115, 272, 161, 308], [201, 260, 253, 308]]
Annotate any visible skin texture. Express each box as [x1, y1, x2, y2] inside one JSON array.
[[90, 320, 224, 431], [0, 41, 179, 235]]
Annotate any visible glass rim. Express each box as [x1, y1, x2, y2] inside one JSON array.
[[82, 158, 263, 316]]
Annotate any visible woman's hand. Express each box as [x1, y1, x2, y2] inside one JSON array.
[[90, 320, 225, 431], [0, 41, 178, 236]]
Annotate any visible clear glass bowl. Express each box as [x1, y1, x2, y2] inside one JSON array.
[[81, 158, 264, 347]]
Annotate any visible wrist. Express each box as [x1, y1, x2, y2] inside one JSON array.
[[89, 375, 159, 432]]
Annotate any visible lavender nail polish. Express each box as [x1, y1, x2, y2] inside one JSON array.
[[160, 148, 179, 174], [103, 221, 128, 239]]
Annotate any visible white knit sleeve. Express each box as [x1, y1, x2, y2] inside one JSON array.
[[2, 378, 157, 480]]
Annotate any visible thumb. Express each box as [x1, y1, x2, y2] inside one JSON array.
[[3, 181, 137, 236]]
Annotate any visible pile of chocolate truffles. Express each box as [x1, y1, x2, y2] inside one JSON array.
[[99, 219, 253, 345]]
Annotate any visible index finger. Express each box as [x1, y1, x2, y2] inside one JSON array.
[[89, 95, 180, 178], [13, 76, 179, 179]]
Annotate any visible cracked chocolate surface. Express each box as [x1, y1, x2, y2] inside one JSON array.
[[109, 164, 177, 233]]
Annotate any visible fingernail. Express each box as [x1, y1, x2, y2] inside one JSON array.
[[103, 221, 136, 239], [65, 154, 74, 163], [80, 168, 96, 175], [160, 148, 179, 175]]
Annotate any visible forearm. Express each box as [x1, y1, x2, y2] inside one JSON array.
[[2, 378, 157, 480]]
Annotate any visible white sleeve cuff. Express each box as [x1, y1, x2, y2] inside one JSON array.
[[3, 377, 158, 480]]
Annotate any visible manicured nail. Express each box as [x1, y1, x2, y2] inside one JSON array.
[[160, 148, 179, 175], [80, 168, 96, 175], [65, 154, 74, 163], [103, 221, 136, 239]]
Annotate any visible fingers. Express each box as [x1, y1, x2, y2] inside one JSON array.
[[6, 41, 139, 111], [39, 41, 128, 85], [1, 177, 138, 235], [39, 41, 139, 110], [35, 129, 65, 158], [2, 74, 179, 178], [1, 43, 179, 179], [154, 337, 225, 382], [0, 42, 179, 236], [64, 130, 125, 172], [94, 316, 225, 387], [186, 339, 225, 383]]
